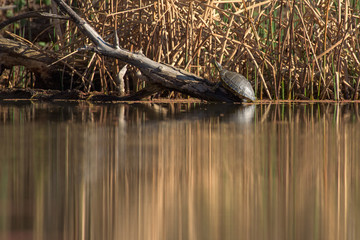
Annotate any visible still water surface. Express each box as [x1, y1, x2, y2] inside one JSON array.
[[0, 102, 360, 240]]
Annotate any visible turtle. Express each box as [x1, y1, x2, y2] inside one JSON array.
[[214, 60, 256, 102]]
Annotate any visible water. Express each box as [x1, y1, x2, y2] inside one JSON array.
[[0, 101, 359, 240]]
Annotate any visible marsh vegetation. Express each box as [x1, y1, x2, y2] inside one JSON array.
[[1, 0, 360, 100]]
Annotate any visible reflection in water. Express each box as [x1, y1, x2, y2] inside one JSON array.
[[0, 102, 360, 240]]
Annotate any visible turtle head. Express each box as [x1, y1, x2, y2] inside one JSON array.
[[213, 60, 223, 72]]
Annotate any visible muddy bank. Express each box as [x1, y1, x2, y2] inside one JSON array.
[[1, 88, 360, 104], [0, 88, 121, 102], [0, 88, 204, 103]]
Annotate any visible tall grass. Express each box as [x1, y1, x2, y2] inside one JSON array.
[[2, 0, 360, 100]]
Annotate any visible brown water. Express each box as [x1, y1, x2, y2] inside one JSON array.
[[0, 102, 359, 240]]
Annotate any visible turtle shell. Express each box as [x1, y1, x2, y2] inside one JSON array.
[[214, 61, 256, 102]]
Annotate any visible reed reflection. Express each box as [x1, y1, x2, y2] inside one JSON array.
[[0, 102, 359, 240]]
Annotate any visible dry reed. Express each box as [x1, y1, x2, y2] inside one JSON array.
[[1, 0, 360, 100]]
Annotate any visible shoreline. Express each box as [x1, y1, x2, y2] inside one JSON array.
[[0, 88, 360, 103]]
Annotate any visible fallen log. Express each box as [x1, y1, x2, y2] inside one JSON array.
[[50, 0, 243, 103], [0, 36, 78, 90]]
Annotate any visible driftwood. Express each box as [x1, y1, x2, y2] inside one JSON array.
[[50, 0, 244, 103], [0, 36, 55, 81], [0, 35, 88, 90], [0, 11, 70, 30]]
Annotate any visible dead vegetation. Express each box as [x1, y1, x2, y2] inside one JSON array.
[[1, 0, 360, 100]]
